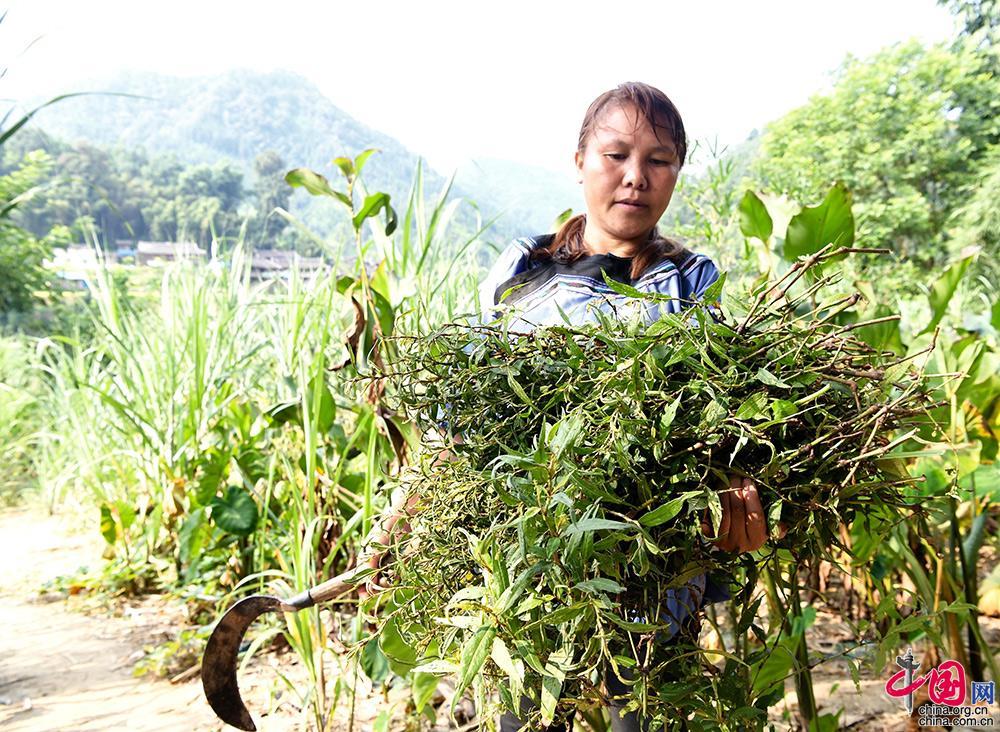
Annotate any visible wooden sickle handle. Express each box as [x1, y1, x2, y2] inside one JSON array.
[[280, 568, 361, 611]]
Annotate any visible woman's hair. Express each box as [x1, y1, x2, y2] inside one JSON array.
[[530, 81, 689, 280]]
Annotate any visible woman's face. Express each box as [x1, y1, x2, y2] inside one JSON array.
[[575, 102, 680, 255]]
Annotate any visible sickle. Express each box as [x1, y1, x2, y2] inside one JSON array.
[[201, 569, 361, 730]]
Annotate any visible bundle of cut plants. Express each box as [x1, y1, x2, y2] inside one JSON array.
[[364, 249, 935, 730]]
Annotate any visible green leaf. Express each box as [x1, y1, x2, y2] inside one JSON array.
[[639, 491, 700, 527], [783, 182, 854, 260], [332, 156, 354, 180], [540, 673, 562, 727], [735, 391, 768, 420], [195, 448, 229, 505], [658, 396, 681, 434], [770, 399, 798, 421], [412, 671, 439, 713], [265, 399, 300, 426], [99, 503, 117, 545], [491, 637, 524, 701], [114, 500, 136, 530], [700, 271, 727, 305], [573, 577, 626, 594], [921, 251, 974, 334], [284, 168, 352, 207], [755, 368, 791, 389], [497, 563, 547, 613], [178, 508, 208, 569], [739, 190, 773, 242], [209, 486, 259, 536], [564, 518, 632, 536], [307, 374, 336, 434], [378, 617, 417, 675], [352, 192, 398, 236], [361, 636, 390, 683], [412, 659, 460, 675], [453, 624, 497, 703], [354, 148, 379, 177]]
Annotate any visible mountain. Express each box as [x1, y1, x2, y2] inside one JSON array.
[[454, 157, 583, 235], [28, 69, 577, 242]]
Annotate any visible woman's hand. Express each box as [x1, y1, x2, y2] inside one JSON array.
[[356, 545, 388, 601], [700, 476, 784, 553]]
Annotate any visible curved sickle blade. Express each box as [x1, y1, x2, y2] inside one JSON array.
[[202, 595, 283, 731]]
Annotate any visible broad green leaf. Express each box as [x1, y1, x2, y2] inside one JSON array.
[[333, 156, 354, 180], [360, 637, 390, 683], [700, 271, 727, 305], [114, 499, 136, 530], [178, 508, 208, 568], [264, 399, 300, 426], [284, 168, 352, 207], [739, 190, 773, 242], [921, 251, 974, 334], [767, 500, 783, 532], [770, 399, 798, 421], [783, 182, 854, 260], [412, 672, 439, 713], [639, 491, 700, 527], [854, 305, 905, 355], [354, 148, 379, 177], [373, 709, 392, 732], [99, 503, 117, 545], [352, 192, 398, 236], [194, 448, 229, 505], [378, 617, 417, 675], [209, 486, 259, 536], [306, 374, 336, 434], [491, 637, 524, 700]]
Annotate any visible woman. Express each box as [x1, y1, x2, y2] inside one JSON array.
[[363, 82, 774, 731]]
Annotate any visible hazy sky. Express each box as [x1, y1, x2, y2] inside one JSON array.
[[2, 0, 957, 177]]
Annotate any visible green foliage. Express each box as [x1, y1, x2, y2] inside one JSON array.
[[755, 40, 1000, 261], [782, 182, 854, 259], [369, 247, 934, 727], [0, 335, 43, 503], [950, 143, 1000, 285], [0, 149, 54, 312], [940, 0, 1000, 43]]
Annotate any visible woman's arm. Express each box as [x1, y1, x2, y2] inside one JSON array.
[[357, 430, 464, 598]]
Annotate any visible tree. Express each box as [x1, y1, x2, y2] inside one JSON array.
[[754, 40, 1000, 261], [950, 144, 1000, 285], [0, 151, 54, 313], [940, 0, 1000, 43], [252, 150, 290, 244]]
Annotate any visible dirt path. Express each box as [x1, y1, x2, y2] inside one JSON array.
[[0, 508, 223, 731]]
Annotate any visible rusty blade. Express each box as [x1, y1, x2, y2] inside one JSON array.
[[202, 595, 284, 732]]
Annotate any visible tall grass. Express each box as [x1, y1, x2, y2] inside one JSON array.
[[20, 158, 489, 727]]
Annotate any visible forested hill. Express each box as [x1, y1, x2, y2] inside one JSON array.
[[29, 69, 578, 238]]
